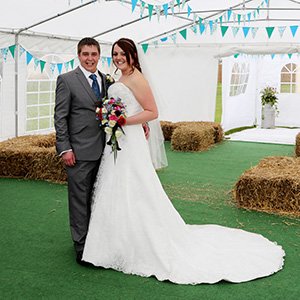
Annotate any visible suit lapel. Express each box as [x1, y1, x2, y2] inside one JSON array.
[[75, 67, 99, 103]]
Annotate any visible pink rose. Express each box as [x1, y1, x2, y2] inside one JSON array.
[[109, 115, 118, 121]]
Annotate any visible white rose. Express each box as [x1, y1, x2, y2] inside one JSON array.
[[101, 120, 108, 125], [102, 108, 108, 113], [115, 130, 123, 138], [95, 107, 101, 114], [104, 127, 112, 134], [108, 120, 117, 127]]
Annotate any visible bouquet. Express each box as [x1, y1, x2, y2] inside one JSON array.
[[96, 97, 127, 162]]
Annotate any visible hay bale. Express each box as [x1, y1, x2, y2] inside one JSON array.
[[295, 132, 300, 157], [160, 121, 179, 141], [160, 121, 223, 148], [0, 133, 67, 183], [234, 156, 300, 215], [177, 121, 224, 143], [171, 123, 216, 152], [169, 121, 223, 152]]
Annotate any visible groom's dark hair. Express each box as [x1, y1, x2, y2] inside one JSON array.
[[77, 37, 101, 55]]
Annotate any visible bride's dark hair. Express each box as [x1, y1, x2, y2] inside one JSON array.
[[112, 38, 142, 74]]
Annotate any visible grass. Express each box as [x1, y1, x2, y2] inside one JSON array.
[[1, 141, 299, 300], [214, 82, 222, 124]]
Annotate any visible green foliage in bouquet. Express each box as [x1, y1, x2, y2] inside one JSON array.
[[260, 86, 279, 117]]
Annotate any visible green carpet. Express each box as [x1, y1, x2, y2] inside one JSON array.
[[1, 141, 299, 300]]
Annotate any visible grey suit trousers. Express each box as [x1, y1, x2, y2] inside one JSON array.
[[66, 159, 101, 252]]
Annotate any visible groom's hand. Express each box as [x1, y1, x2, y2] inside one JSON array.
[[62, 151, 76, 167]]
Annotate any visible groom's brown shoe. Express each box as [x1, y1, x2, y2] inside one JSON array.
[[76, 250, 94, 267]]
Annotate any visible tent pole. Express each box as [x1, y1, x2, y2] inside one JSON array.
[[20, 0, 96, 33], [14, 33, 19, 137]]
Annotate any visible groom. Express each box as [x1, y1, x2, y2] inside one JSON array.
[[54, 37, 107, 266]]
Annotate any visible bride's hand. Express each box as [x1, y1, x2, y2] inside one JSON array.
[[142, 123, 150, 140]]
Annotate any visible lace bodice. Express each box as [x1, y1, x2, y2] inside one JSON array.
[[108, 82, 143, 117]]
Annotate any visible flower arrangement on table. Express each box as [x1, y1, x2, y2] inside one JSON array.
[[96, 97, 127, 162], [260, 86, 279, 117]]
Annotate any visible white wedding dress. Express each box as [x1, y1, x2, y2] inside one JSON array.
[[83, 82, 285, 284]]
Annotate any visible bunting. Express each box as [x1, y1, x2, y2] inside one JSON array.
[[148, 4, 153, 21], [27, 52, 33, 65], [19, 46, 26, 57], [135, 0, 268, 24], [278, 26, 286, 38], [1, 48, 8, 61], [155, 5, 161, 21], [221, 26, 229, 37], [8, 45, 16, 59], [142, 44, 149, 53], [107, 57, 112, 67], [163, 3, 168, 19], [64, 62, 70, 72], [199, 24, 206, 35], [179, 29, 187, 40], [190, 24, 197, 34], [40, 61, 46, 73], [266, 27, 275, 38], [233, 52, 297, 59], [131, 0, 138, 12], [170, 33, 177, 43], [33, 58, 40, 71], [170, 0, 175, 15], [232, 27, 240, 38], [251, 27, 259, 39], [122, 0, 297, 45], [0, 44, 112, 74], [140, 1, 146, 19], [242, 27, 250, 38], [290, 26, 298, 37]]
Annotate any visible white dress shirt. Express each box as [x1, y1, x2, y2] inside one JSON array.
[[79, 64, 102, 92]]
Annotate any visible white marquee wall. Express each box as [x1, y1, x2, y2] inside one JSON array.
[[221, 56, 258, 131], [222, 54, 300, 131], [141, 46, 219, 122]]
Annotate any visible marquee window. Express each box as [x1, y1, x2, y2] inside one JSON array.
[[280, 63, 300, 93], [26, 54, 64, 132], [229, 63, 250, 97]]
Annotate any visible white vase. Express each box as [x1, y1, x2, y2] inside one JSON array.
[[261, 103, 275, 129]]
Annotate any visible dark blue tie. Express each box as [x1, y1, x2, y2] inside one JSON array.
[[89, 74, 100, 98]]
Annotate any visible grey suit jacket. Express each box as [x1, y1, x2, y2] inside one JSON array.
[[54, 67, 107, 161]]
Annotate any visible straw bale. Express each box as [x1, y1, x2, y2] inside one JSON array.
[[171, 123, 216, 152], [295, 132, 300, 157], [177, 121, 224, 143], [0, 133, 67, 183], [168, 121, 223, 152], [235, 156, 300, 215], [160, 121, 223, 143], [160, 121, 178, 141]]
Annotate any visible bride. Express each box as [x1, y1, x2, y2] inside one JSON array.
[[82, 38, 285, 284]]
